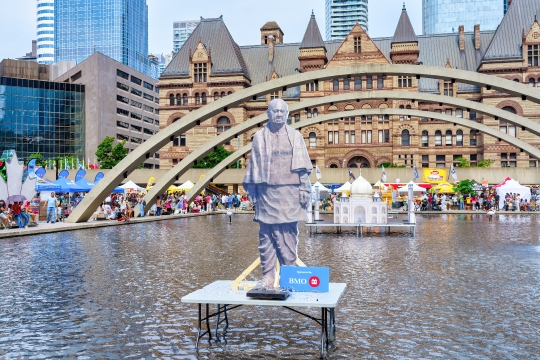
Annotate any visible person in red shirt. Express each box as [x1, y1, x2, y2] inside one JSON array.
[[11, 202, 24, 229]]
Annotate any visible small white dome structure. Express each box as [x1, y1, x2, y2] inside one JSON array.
[[350, 175, 373, 198]]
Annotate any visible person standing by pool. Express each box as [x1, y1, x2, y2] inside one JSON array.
[[46, 192, 57, 223]]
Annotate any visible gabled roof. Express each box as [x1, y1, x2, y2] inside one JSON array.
[[161, 18, 250, 79], [261, 21, 282, 31], [300, 13, 325, 49], [392, 5, 418, 44], [482, 0, 540, 62]]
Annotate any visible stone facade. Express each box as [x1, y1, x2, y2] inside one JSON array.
[[157, 1, 540, 171]]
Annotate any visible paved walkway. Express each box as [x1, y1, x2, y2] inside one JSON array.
[[0, 209, 536, 240]]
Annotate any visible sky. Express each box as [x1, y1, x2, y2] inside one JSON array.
[[0, 0, 422, 61]]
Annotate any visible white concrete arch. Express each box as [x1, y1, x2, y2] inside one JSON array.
[[67, 65, 540, 223], [183, 108, 540, 204]]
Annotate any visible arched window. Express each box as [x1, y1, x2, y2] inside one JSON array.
[[421, 130, 428, 147], [183, 93, 188, 105], [221, 91, 226, 98], [406, 105, 411, 120], [470, 130, 477, 146], [538, 78, 540, 87], [216, 117, 231, 133], [201, 93, 207, 105], [169, 94, 174, 106], [500, 106, 516, 136], [176, 94, 181, 106], [330, 164, 338, 168], [435, 130, 442, 146], [195, 93, 200, 105], [228, 91, 233, 95], [529, 78, 536, 87], [313, 108, 318, 117], [333, 79, 339, 91], [399, 105, 404, 121], [309, 132, 317, 148], [513, 79, 519, 82], [401, 129, 410, 146], [456, 129, 463, 146], [307, 109, 312, 118], [445, 130, 452, 146], [343, 78, 350, 90], [214, 92, 219, 101]]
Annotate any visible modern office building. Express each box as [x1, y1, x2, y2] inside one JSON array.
[[17, 41, 38, 62], [54, 52, 160, 169], [36, 0, 55, 65], [423, 0, 506, 34], [173, 20, 199, 53], [54, 0, 157, 79], [325, 0, 368, 40], [0, 60, 85, 161]]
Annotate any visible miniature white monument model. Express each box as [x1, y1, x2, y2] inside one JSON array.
[[333, 174, 388, 224]]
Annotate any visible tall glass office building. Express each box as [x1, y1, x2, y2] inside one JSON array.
[[173, 20, 199, 53], [36, 0, 55, 65], [54, 0, 155, 78], [423, 0, 507, 35], [325, 0, 368, 40], [0, 77, 85, 160]]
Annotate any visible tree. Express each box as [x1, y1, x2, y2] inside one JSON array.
[[376, 162, 405, 168], [454, 157, 470, 168], [477, 159, 493, 168], [27, 152, 45, 167], [96, 136, 128, 169], [453, 179, 475, 195], [192, 146, 240, 168]]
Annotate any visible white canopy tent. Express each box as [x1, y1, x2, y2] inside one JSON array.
[[334, 181, 351, 193], [179, 180, 195, 190], [311, 181, 330, 199], [495, 179, 531, 209], [120, 180, 146, 193], [398, 181, 426, 193]]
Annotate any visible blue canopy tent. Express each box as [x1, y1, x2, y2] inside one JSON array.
[[75, 178, 124, 193], [35, 181, 62, 193], [53, 177, 89, 193]]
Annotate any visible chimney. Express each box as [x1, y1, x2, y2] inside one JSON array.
[[268, 35, 275, 62], [458, 25, 464, 51], [31, 40, 37, 57], [474, 24, 480, 50]]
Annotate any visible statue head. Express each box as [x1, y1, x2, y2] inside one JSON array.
[[267, 99, 289, 127]]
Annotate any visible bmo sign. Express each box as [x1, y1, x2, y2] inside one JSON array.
[[280, 266, 329, 292]]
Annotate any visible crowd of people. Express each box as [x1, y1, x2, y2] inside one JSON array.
[[0, 199, 38, 230]]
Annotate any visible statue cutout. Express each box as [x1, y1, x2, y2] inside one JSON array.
[[243, 99, 312, 288]]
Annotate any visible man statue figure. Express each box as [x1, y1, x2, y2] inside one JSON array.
[[243, 98, 312, 288]]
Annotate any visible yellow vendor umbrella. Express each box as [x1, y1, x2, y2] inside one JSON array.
[[167, 185, 182, 194], [433, 182, 455, 194]]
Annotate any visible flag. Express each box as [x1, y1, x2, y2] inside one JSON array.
[[450, 163, 458, 181], [315, 164, 322, 180], [381, 164, 387, 182], [413, 163, 419, 180], [348, 167, 356, 180]]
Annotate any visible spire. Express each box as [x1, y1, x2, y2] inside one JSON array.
[[300, 12, 325, 49], [392, 4, 418, 44]]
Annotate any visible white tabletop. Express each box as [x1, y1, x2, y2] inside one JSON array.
[[181, 280, 347, 308]]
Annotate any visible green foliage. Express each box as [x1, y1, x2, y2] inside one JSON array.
[[376, 162, 406, 168], [453, 179, 475, 195], [476, 159, 493, 168], [455, 157, 470, 168], [193, 146, 240, 168], [96, 136, 128, 169], [28, 152, 45, 167]]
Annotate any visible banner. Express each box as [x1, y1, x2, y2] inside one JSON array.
[[58, 170, 69, 179], [27, 159, 37, 180], [422, 168, 447, 184], [94, 172, 105, 183], [75, 169, 87, 182], [315, 165, 322, 180], [35, 167, 46, 179], [280, 266, 329, 293]]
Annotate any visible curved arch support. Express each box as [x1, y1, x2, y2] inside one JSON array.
[[139, 90, 540, 215], [183, 108, 540, 204], [68, 65, 540, 223]]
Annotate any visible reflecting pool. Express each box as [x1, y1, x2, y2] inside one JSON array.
[[0, 214, 539, 358]]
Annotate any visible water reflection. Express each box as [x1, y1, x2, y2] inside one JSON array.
[[0, 214, 539, 358]]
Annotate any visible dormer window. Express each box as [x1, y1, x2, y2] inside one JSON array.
[[528, 45, 539, 67], [194, 63, 207, 82], [354, 37, 361, 53]]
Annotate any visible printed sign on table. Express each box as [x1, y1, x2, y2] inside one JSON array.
[[280, 266, 329, 292]]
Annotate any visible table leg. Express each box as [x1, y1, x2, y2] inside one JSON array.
[[205, 303, 212, 342], [320, 307, 326, 357], [196, 303, 202, 350]]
